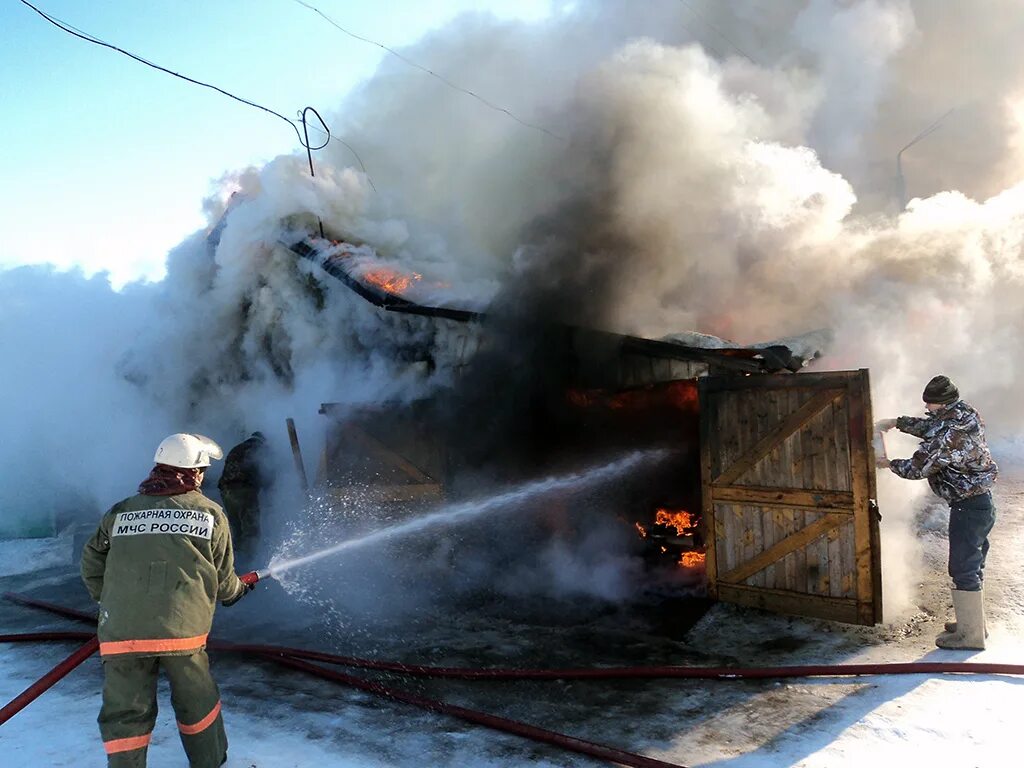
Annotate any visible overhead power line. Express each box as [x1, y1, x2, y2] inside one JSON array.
[[289, 0, 565, 141], [675, 0, 759, 65], [17, 0, 373, 187]]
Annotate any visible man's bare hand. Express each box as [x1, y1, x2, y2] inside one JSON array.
[[876, 457, 891, 469]]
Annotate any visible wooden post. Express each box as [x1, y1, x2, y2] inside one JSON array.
[[286, 418, 310, 494]]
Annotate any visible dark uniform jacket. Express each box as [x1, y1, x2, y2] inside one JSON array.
[[217, 436, 265, 491], [891, 400, 999, 503], [80, 490, 246, 658]]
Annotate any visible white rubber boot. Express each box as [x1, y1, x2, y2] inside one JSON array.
[[936, 589, 986, 650], [944, 587, 988, 637]]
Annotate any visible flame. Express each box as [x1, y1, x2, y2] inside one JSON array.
[[362, 267, 422, 295], [635, 522, 648, 538], [654, 508, 697, 535], [678, 550, 707, 568], [566, 380, 699, 411]]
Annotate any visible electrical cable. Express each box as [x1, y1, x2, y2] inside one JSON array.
[[898, 107, 957, 157], [18, 0, 310, 147], [17, 0, 375, 188], [675, 0, 758, 65], [289, 0, 565, 141]]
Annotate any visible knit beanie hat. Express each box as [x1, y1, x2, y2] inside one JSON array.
[[922, 375, 959, 404]]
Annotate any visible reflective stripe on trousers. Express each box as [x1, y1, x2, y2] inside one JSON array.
[[104, 732, 152, 755], [99, 651, 227, 768], [178, 699, 222, 735]]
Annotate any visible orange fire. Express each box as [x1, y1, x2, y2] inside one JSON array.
[[362, 267, 422, 295], [634, 522, 648, 538], [654, 508, 697, 535], [677, 550, 707, 568]]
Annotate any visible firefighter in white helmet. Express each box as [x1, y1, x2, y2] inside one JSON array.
[[81, 433, 253, 768]]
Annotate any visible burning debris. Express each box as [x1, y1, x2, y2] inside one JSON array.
[[635, 508, 706, 571]]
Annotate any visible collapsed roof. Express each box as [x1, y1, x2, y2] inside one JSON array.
[[285, 235, 826, 375]]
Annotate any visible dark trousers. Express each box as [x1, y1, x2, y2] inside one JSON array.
[[220, 485, 261, 554], [948, 491, 996, 591]]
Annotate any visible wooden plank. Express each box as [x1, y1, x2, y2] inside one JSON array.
[[771, 508, 787, 589], [813, 400, 836, 596], [793, 404, 810, 592], [701, 371, 859, 392], [716, 583, 860, 624], [763, 506, 778, 589], [846, 373, 877, 611], [714, 389, 844, 486], [744, 506, 759, 587], [286, 417, 310, 493], [827, 524, 842, 598], [833, 394, 853, 492], [710, 485, 855, 510], [822, 399, 837, 491], [699, 382, 719, 598], [347, 424, 435, 483], [793, 509, 807, 593], [739, 390, 757, 483], [804, 509, 820, 594], [860, 370, 884, 623], [815, 526, 830, 595], [751, 504, 765, 588], [810, 397, 828, 491], [724, 504, 737, 575], [839, 519, 855, 597], [718, 512, 846, 584], [715, 504, 731, 573]]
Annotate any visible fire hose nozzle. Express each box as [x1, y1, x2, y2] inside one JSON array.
[[239, 570, 262, 588]]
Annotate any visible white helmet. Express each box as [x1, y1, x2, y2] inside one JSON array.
[[154, 433, 224, 469]]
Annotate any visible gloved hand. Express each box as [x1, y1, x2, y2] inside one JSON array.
[[223, 571, 260, 606], [875, 418, 898, 431]]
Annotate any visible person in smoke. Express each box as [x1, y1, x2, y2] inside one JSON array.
[[877, 375, 998, 650], [80, 433, 255, 768], [217, 431, 268, 557]]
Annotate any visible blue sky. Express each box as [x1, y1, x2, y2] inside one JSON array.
[[0, 0, 553, 285]]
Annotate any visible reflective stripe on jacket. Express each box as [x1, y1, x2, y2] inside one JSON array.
[[80, 490, 246, 657]]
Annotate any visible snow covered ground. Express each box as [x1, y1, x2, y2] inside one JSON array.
[[3, 469, 1024, 767]]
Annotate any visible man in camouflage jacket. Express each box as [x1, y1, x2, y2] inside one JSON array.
[[878, 375, 997, 650], [81, 433, 252, 768]]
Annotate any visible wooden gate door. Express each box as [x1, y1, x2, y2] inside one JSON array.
[[699, 370, 882, 625]]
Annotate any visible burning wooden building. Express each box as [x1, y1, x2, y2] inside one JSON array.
[[285, 234, 883, 627]]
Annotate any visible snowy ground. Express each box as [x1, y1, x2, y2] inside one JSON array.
[[3, 471, 1024, 767]]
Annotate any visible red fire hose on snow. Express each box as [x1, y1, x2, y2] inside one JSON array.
[[6, 591, 1024, 768], [0, 635, 99, 726], [0, 593, 683, 768]]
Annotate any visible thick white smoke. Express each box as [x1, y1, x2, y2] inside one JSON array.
[[3, 1, 1023, 619]]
